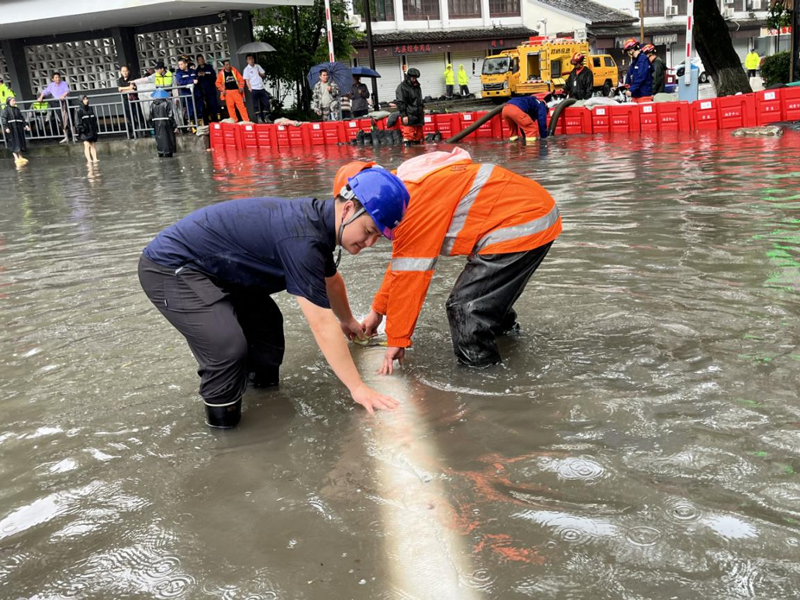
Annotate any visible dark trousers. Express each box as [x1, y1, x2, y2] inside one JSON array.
[[460, 85, 470, 96], [250, 89, 271, 122], [352, 109, 369, 118], [446, 84, 454, 97], [138, 255, 285, 406], [199, 89, 220, 123], [748, 69, 757, 78], [446, 243, 552, 367]]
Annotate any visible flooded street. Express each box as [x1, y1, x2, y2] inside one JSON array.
[[2, 131, 800, 599]]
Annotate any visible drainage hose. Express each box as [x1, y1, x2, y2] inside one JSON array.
[[547, 98, 577, 137], [444, 102, 506, 144]]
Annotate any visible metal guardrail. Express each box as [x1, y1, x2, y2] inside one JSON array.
[[2, 85, 200, 148]]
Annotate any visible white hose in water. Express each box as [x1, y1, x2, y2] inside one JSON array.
[[358, 347, 479, 600]]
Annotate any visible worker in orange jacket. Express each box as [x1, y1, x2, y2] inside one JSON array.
[[340, 148, 562, 373], [216, 59, 249, 122]]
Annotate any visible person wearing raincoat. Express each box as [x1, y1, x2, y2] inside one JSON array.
[[394, 68, 425, 145], [76, 95, 100, 163], [443, 63, 455, 97], [457, 65, 470, 96], [151, 89, 177, 157], [1, 97, 30, 165]]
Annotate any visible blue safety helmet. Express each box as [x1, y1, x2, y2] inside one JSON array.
[[152, 89, 170, 99], [346, 168, 409, 240]]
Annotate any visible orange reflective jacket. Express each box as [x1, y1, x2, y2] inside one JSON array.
[[372, 152, 562, 347]]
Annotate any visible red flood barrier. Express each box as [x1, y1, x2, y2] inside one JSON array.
[[591, 106, 611, 134], [717, 94, 757, 130], [783, 86, 800, 121], [290, 124, 311, 147], [210, 122, 224, 149], [255, 124, 277, 149], [423, 114, 437, 136], [563, 107, 592, 135], [309, 122, 326, 146], [657, 101, 691, 132], [756, 89, 784, 125], [640, 104, 658, 132], [323, 121, 344, 145], [241, 124, 258, 149], [221, 122, 242, 148], [435, 114, 459, 139], [691, 99, 719, 130], [609, 104, 641, 133]]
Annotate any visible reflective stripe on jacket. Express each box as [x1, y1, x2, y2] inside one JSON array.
[[372, 158, 562, 347]]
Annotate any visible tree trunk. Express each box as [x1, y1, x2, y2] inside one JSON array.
[[694, 0, 752, 96]]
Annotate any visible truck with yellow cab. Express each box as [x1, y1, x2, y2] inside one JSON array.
[[481, 37, 619, 100]]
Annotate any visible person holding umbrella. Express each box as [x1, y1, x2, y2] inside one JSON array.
[[350, 75, 371, 118], [312, 68, 340, 121]]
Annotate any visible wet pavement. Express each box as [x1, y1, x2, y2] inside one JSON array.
[[2, 130, 800, 599]]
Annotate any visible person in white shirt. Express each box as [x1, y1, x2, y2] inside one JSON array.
[[242, 54, 271, 123]]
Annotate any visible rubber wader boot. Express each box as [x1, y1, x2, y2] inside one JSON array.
[[205, 399, 242, 428], [251, 366, 279, 388]]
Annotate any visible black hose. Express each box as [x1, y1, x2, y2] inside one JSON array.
[[444, 102, 506, 144], [547, 98, 577, 137]]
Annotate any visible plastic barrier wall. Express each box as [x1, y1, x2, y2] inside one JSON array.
[[210, 89, 796, 152]]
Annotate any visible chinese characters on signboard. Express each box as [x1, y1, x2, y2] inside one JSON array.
[[393, 44, 432, 55], [489, 40, 507, 49]]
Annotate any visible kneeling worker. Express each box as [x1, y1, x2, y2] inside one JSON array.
[[501, 94, 548, 144], [139, 167, 410, 427], [354, 149, 562, 373]]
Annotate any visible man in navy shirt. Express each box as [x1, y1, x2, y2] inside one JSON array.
[[501, 94, 548, 144], [138, 167, 410, 428]]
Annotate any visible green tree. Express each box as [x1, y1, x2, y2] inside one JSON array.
[[253, 1, 361, 114]]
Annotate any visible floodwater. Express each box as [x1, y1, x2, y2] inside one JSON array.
[[2, 130, 800, 600]]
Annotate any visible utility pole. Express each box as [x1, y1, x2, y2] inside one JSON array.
[[639, 0, 645, 42], [363, 0, 379, 105]]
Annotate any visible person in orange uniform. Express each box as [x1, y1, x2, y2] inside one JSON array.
[[216, 59, 249, 122], [347, 148, 562, 372]]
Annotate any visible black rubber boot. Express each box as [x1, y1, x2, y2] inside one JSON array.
[[205, 398, 242, 429], [251, 366, 279, 388]]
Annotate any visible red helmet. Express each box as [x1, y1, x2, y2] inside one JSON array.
[[622, 38, 640, 52], [333, 160, 377, 198], [641, 44, 656, 55], [570, 52, 586, 65]]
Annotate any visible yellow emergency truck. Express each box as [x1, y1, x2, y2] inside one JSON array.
[[481, 37, 619, 100]]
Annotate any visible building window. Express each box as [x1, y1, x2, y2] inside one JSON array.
[[449, 0, 481, 19], [403, 0, 440, 20], [644, 0, 664, 16], [489, 0, 520, 18], [357, 0, 395, 21]]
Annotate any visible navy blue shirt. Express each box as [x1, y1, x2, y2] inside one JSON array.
[[507, 96, 549, 139], [143, 197, 337, 308]]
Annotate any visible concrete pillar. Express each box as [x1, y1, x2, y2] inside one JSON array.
[[225, 10, 255, 119], [1, 39, 33, 99], [111, 27, 141, 78]]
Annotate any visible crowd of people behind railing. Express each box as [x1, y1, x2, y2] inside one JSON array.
[[1, 52, 282, 165]]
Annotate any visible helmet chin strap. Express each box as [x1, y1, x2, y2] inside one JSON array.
[[335, 185, 366, 267]]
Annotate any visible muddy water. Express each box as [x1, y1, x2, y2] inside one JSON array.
[[2, 131, 800, 599]]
